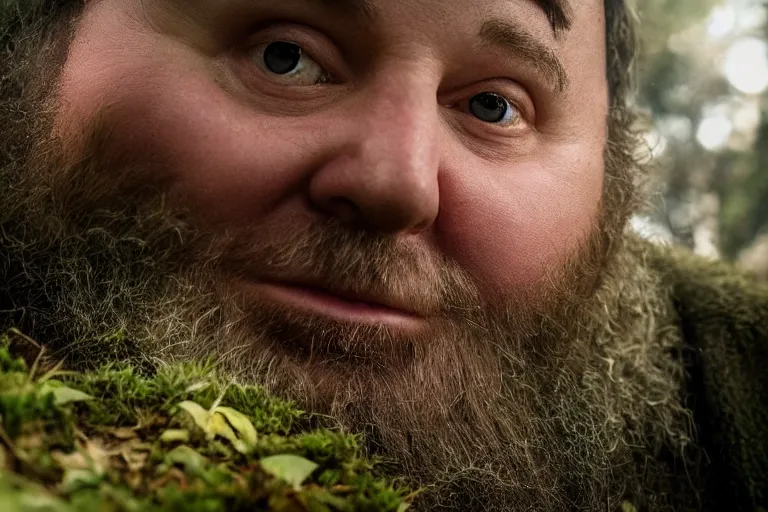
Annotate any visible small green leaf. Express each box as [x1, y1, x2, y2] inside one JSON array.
[[621, 502, 637, 512], [215, 406, 258, 448], [207, 412, 238, 443], [166, 445, 208, 476], [159, 429, 190, 444], [177, 400, 210, 432], [177, 401, 257, 453], [260, 454, 319, 490], [39, 381, 94, 406]]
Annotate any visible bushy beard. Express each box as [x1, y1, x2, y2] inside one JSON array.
[[0, 8, 700, 511]]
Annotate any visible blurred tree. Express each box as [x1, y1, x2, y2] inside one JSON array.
[[713, 13, 768, 267], [633, 0, 768, 278]]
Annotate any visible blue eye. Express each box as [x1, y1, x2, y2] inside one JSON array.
[[469, 93, 520, 126]]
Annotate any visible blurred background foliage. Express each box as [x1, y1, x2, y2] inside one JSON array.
[[632, 0, 768, 279]]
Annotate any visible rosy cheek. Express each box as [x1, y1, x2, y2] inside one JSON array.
[[105, 77, 304, 224], [53, 4, 328, 229], [437, 158, 603, 294], [58, 55, 327, 228]]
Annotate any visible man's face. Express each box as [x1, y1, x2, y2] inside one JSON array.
[[56, 0, 608, 305], [3, 1, 671, 509]]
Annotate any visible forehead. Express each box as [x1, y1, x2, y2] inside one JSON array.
[[320, 0, 575, 35], [159, 0, 603, 42]]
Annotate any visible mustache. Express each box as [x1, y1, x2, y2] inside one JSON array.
[[213, 218, 482, 319]]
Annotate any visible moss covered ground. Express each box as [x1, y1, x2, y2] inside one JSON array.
[[0, 329, 413, 512]]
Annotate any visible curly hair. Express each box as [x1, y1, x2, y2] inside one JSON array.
[[604, 0, 639, 107]]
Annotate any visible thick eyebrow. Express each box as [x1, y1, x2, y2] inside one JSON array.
[[531, 0, 574, 36], [315, 0, 379, 23], [314, 0, 572, 37], [478, 18, 570, 93]]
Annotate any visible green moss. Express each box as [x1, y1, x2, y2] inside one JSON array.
[[0, 330, 412, 512]]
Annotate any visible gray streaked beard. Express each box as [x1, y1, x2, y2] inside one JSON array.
[[0, 9, 702, 511]]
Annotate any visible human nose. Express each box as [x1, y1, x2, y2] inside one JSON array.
[[308, 72, 441, 235]]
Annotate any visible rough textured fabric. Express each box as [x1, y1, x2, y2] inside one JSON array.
[[648, 243, 768, 512]]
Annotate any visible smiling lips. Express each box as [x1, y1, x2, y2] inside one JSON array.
[[248, 278, 426, 331]]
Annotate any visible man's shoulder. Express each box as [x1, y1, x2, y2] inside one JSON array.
[[644, 240, 768, 331], [642, 240, 768, 510]]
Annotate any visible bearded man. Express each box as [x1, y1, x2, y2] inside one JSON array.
[[0, 0, 766, 510]]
